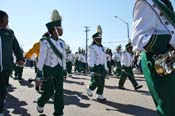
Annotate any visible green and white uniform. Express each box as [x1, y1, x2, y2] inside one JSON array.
[[132, 0, 175, 115], [88, 44, 108, 95], [113, 51, 122, 76], [118, 50, 140, 89], [78, 52, 86, 73], [37, 37, 66, 116], [66, 52, 73, 74]]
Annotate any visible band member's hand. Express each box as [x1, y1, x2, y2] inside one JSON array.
[[36, 69, 43, 78], [35, 80, 42, 91], [64, 76, 67, 80], [16, 60, 24, 66]]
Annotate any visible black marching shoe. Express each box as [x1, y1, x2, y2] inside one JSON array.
[[118, 86, 126, 90], [135, 85, 143, 90]]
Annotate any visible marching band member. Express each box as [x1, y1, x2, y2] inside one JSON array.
[[86, 25, 108, 101], [113, 45, 122, 77], [132, 0, 175, 115], [118, 43, 143, 90], [66, 47, 74, 77], [36, 9, 66, 116]]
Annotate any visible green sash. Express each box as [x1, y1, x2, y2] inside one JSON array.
[[45, 38, 63, 60], [141, 52, 165, 116]]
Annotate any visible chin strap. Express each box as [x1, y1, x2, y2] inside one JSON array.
[[54, 27, 60, 39]]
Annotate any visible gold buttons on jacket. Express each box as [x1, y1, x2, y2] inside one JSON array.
[[159, 12, 163, 16], [171, 31, 174, 34], [165, 22, 169, 25], [152, 4, 156, 8]]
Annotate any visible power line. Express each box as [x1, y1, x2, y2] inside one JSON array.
[[103, 40, 127, 44]]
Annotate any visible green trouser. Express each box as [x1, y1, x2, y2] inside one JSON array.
[[80, 62, 86, 73], [119, 66, 138, 88], [66, 61, 72, 74], [77, 61, 81, 72], [141, 52, 175, 116], [37, 65, 64, 116], [107, 61, 111, 74], [0, 72, 10, 113], [14, 65, 23, 80], [34, 61, 37, 73], [89, 65, 105, 95], [74, 60, 78, 72], [114, 61, 121, 76]]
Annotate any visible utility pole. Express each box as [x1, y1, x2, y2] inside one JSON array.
[[114, 16, 130, 42], [84, 26, 90, 74]]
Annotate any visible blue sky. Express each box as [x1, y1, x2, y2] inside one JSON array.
[[1, 0, 175, 53]]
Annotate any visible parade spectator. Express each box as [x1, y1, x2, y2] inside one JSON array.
[[0, 10, 24, 116]]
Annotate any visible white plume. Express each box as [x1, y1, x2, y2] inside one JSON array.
[[51, 9, 62, 21]]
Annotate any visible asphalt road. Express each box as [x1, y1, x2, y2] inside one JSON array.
[[3, 67, 158, 116]]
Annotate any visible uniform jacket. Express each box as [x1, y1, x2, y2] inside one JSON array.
[[0, 28, 24, 73], [106, 54, 111, 62], [132, 0, 175, 53], [113, 51, 122, 62], [78, 53, 86, 63], [37, 37, 66, 71], [66, 53, 74, 62], [88, 44, 108, 70], [121, 51, 134, 67]]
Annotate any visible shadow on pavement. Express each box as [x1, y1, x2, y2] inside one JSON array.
[[64, 79, 85, 86], [64, 89, 90, 108], [69, 76, 90, 81], [4, 93, 30, 116], [93, 99, 158, 116], [117, 86, 151, 96], [129, 89, 151, 96], [19, 79, 34, 88], [105, 83, 151, 96], [34, 89, 91, 108], [39, 114, 47, 116], [7, 84, 17, 93], [105, 85, 118, 89]]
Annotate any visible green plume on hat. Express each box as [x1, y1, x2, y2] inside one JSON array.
[[97, 25, 102, 33], [51, 9, 62, 21]]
